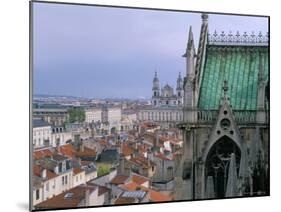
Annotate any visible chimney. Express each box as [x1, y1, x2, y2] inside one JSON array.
[[41, 169, 47, 179], [147, 158, 151, 168], [85, 188, 90, 206], [119, 155, 125, 174], [133, 148, 139, 158], [81, 143, 85, 152], [120, 141, 123, 154], [54, 166, 59, 174], [147, 150, 154, 161], [77, 157, 81, 167], [156, 133, 159, 147]]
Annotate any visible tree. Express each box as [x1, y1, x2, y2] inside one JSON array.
[[97, 164, 110, 177], [68, 108, 85, 123]]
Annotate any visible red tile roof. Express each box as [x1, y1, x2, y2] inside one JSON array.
[[131, 174, 149, 185], [97, 186, 110, 196], [149, 188, 172, 202], [81, 160, 92, 166], [33, 165, 58, 180], [115, 197, 136, 205], [33, 148, 53, 160], [110, 175, 130, 185], [155, 153, 172, 161], [75, 147, 96, 157], [58, 144, 76, 158], [122, 144, 134, 157], [33, 144, 77, 160], [130, 156, 155, 168], [98, 139, 108, 146], [35, 185, 97, 209], [73, 167, 84, 175], [86, 182, 110, 196]]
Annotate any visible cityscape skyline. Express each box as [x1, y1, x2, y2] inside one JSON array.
[[31, 2, 269, 209], [33, 2, 268, 99]]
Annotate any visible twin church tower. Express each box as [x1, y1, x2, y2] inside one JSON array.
[[152, 71, 184, 107]]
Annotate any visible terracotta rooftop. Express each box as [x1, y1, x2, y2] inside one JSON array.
[[110, 175, 130, 185], [121, 182, 142, 192], [35, 185, 97, 209], [98, 139, 108, 146], [137, 144, 149, 154], [58, 144, 76, 158], [149, 188, 172, 202], [155, 153, 172, 161], [81, 160, 92, 166], [141, 122, 159, 129], [52, 153, 67, 161], [73, 167, 84, 175], [115, 197, 137, 205], [75, 146, 96, 158], [86, 182, 110, 196], [131, 173, 149, 185], [33, 165, 58, 181], [33, 148, 53, 160], [122, 144, 134, 157], [159, 136, 181, 144], [98, 185, 110, 196], [130, 156, 155, 168], [33, 144, 77, 161]]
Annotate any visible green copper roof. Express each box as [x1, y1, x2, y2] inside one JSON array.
[[198, 45, 269, 110]]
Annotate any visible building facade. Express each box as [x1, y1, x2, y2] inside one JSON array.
[[33, 119, 52, 149], [33, 108, 69, 126], [174, 14, 269, 200], [152, 72, 184, 107], [85, 107, 102, 123], [102, 106, 121, 133], [51, 126, 72, 147]]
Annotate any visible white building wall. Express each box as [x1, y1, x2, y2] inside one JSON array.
[[138, 109, 183, 125], [108, 108, 121, 127], [42, 178, 57, 201], [59, 170, 74, 193], [90, 169, 117, 186], [33, 126, 52, 148], [95, 193, 106, 206], [101, 107, 121, 131], [89, 188, 101, 206], [85, 108, 102, 123], [33, 187, 43, 206], [72, 171, 86, 187], [51, 131, 72, 147], [85, 171, 98, 182]]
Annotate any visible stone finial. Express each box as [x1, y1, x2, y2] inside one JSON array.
[[223, 80, 228, 98], [187, 26, 195, 50], [178, 72, 182, 80], [201, 13, 208, 24]]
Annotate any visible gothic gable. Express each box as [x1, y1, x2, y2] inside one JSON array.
[[202, 91, 242, 162]]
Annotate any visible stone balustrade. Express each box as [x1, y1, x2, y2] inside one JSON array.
[[181, 109, 268, 125]]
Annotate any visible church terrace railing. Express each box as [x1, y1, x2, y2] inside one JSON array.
[[182, 109, 268, 125], [197, 110, 218, 123], [233, 110, 256, 124]]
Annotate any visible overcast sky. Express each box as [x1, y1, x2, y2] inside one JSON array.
[[32, 2, 268, 99]]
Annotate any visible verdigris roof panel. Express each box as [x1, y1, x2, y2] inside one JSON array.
[[198, 46, 268, 110]]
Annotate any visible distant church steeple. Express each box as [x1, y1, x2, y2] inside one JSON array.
[[152, 71, 160, 97], [176, 72, 184, 98]]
